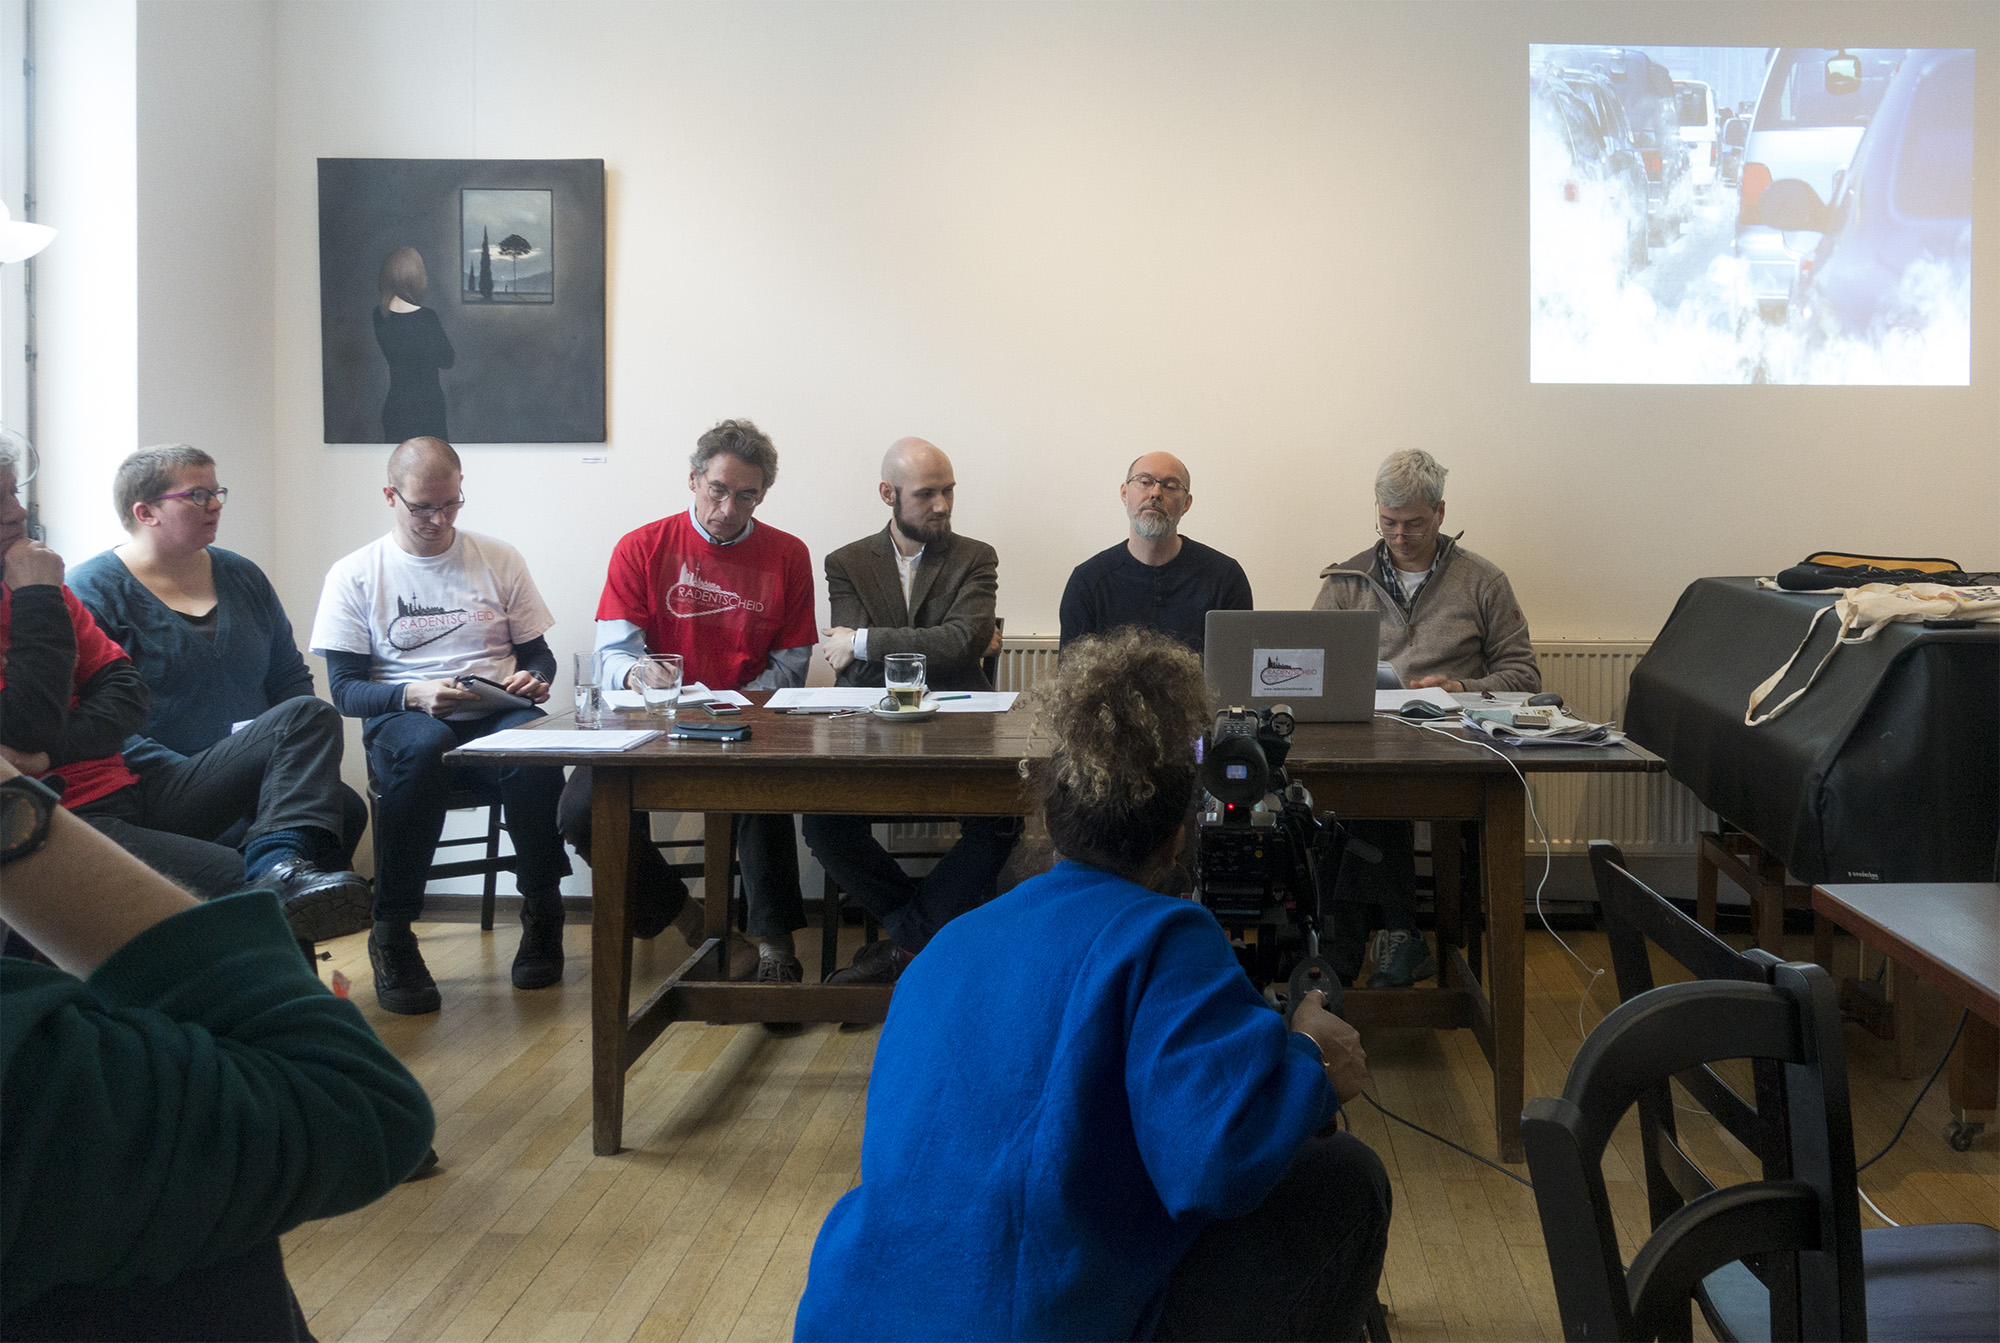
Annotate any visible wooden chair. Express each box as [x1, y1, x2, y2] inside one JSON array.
[[1587, 839, 2000, 1342], [1522, 963, 1866, 1341], [367, 774, 516, 931]]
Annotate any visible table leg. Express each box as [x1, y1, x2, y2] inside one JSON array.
[[1948, 1013, 1998, 1119], [1433, 825, 1463, 991], [704, 812, 736, 976], [1482, 775, 1527, 1164], [591, 769, 635, 1156], [1892, 959, 1922, 1080]]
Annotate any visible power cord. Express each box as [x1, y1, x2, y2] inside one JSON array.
[[1358, 1092, 1533, 1188], [1855, 1008, 1967, 1174]]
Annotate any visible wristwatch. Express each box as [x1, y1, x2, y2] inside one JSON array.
[[0, 774, 63, 866]]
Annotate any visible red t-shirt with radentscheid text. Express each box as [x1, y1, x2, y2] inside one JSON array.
[[596, 512, 816, 692]]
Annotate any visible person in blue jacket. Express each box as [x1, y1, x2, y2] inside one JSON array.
[[796, 627, 1391, 1342], [70, 444, 372, 945]]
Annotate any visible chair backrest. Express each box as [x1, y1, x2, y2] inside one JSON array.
[[1589, 841, 1791, 1228], [1522, 964, 1867, 1341], [981, 616, 1004, 690]]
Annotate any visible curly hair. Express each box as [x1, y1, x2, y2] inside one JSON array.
[[690, 418, 779, 491], [1026, 627, 1215, 878]]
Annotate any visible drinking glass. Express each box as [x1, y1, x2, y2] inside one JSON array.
[[572, 651, 603, 728], [884, 653, 927, 710], [635, 654, 683, 721]]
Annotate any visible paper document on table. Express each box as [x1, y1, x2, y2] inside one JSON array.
[[603, 683, 751, 710], [931, 692, 1017, 713], [1460, 715, 1624, 748], [1375, 688, 1460, 713], [764, 688, 883, 710], [455, 729, 662, 753]]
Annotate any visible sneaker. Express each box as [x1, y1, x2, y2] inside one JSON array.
[[825, 938, 912, 986], [511, 902, 565, 990], [368, 922, 442, 1015], [1366, 930, 1438, 989], [757, 951, 804, 1032], [266, 859, 373, 943]]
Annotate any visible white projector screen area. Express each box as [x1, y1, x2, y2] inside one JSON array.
[[1529, 44, 1973, 384]]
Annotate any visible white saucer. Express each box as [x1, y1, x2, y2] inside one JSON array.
[[872, 702, 938, 722]]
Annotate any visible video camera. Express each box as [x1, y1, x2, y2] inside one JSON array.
[[1195, 704, 1356, 997]]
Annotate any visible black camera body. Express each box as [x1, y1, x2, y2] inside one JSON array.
[[1195, 705, 1345, 987]]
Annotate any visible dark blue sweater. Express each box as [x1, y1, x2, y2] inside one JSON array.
[[1058, 536, 1253, 654], [68, 548, 316, 773], [796, 861, 1331, 1341]]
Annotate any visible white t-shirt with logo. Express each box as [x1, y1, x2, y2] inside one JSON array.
[[309, 530, 555, 715]]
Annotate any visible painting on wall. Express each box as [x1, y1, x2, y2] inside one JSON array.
[[317, 158, 605, 443]]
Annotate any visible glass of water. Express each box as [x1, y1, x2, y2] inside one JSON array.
[[884, 653, 927, 710], [635, 653, 683, 722], [573, 651, 603, 728]]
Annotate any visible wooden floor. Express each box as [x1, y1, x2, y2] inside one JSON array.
[[285, 916, 1999, 1342]]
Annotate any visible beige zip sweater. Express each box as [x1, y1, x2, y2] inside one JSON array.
[[1310, 536, 1541, 694]]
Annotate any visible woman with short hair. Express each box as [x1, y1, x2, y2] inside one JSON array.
[[797, 627, 1391, 1342]]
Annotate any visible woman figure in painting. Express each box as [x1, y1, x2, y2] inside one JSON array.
[[373, 246, 455, 444]]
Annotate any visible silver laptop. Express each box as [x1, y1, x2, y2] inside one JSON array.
[[1203, 610, 1381, 722]]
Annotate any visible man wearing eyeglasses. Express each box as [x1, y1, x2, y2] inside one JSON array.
[[1058, 451, 1252, 653], [69, 445, 373, 946], [558, 419, 817, 985], [309, 437, 572, 1015], [1312, 448, 1540, 990]]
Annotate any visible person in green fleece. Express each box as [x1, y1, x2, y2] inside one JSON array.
[[0, 754, 436, 1341]]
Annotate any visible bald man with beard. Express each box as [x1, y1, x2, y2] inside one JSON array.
[[808, 438, 1018, 985]]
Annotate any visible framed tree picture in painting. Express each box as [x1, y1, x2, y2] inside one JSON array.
[[317, 158, 605, 444]]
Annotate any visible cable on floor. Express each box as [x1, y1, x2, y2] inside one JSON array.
[[1855, 1008, 1967, 1174], [1359, 1092, 1533, 1188]]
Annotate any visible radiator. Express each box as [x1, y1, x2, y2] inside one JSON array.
[[974, 636, 1710, 856]]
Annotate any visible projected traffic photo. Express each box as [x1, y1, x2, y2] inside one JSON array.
[[1528, 45, 1973, 385]]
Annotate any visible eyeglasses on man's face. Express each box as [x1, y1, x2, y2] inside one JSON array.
[[1124, 473, 1188, 497], [701, 480, 764, 508], [394, 488, 465, 520], [1377, 513, 1439, 537], [155, 486, 229, 509]]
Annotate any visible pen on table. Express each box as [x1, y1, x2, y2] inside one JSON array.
[[933, 693, 972, 701]]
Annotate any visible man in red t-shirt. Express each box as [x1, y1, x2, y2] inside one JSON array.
[[558, 420, 818, 983], [0, 456, 242, 903]]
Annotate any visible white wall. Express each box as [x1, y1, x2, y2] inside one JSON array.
[[35, 0, 136, 560], [116, 0, 2000, 657], [137, 0, 278, 565]]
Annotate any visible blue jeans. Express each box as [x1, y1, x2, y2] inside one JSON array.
[[801, 814, 1022, 954], [363, 707, 571, 923]]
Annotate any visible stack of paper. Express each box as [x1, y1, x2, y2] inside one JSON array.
[[602, 682, 753, 711], [455, 729, 662, 753]]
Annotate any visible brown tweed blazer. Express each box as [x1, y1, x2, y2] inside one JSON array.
[[825, 524, 999, 692]]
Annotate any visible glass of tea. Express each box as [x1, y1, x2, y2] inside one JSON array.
[[883, 653, 927, 710]]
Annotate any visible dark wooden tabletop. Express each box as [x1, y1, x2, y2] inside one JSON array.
[[444, 697, 1666, 774], [1812, 883, 2000, 1025]]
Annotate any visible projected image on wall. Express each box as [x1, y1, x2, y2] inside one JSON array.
[[1528, 45, 1973, 385]]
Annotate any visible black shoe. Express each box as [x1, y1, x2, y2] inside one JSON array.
[[512, 902, 565, 990], [631, 876, 692, 941], [266, 858, 373, 944], [403, 1147, 441, 1182], [368, 922, 441, 1014], [825, 938, 911, 986]]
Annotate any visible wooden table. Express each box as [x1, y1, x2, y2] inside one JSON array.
[[454, 702, 1662, 1159], [1811, 882, 1999, 1150]]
